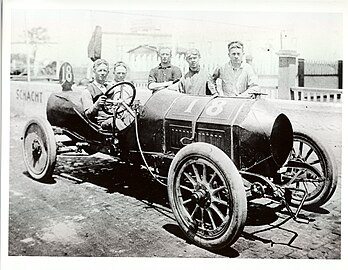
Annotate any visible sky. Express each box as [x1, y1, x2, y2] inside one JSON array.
[[7, 2, 344, 68]]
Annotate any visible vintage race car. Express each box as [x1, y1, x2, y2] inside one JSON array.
[[22, 72, 337, 250]]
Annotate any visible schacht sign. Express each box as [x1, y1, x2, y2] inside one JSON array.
[[16, 89, 43, 103], [11, 62, 79, 117]]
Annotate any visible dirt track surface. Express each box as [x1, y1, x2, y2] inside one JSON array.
[[6, 114, 341, 260]]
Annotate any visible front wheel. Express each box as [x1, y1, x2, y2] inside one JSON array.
[[22, 117, 57, 182], [167, 142, 247, 250]]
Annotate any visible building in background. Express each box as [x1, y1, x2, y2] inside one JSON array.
[[10, 10, 343, 88]]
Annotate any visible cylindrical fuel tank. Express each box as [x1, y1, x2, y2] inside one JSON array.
[[124, 90, 293, 177]]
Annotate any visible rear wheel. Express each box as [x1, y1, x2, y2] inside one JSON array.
[[22, 117, 57, 182], [286, 132, 337, 207], [167, 142, 247, 250]]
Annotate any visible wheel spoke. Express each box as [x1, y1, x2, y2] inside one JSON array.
[[202, 164, 207, 184], [304, 148, 314, 162], [183, 172, 197, 187], [210, 204, 226, 222], [298, 141, 304, 157], [212, 186, 226, 194], [191, 164, 201, 183], [208, 171, 217, 186], [303, 178, 322, 184], [180, 184, 194, 193], [309, 159, 321, 165], [183, 198, 192, 205], [309, 180, 319, 188], [200, 208, 204, 229], [206, 208, 217, 230], [290, 148, 297, 159], [212, 195, 228, 206], [300, 176, 314, 192], [294, 169, 305, 179], [190, 205, 199, 219]]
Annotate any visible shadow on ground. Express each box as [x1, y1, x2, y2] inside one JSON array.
[[23, 154, 332, 256], [53, 155, 170, 207], [162, 223, 240, 258]]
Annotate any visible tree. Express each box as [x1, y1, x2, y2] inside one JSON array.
[[25, 26, 50, 64]]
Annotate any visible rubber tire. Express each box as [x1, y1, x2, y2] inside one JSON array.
[[167, 142, 247, 250], [289, 131, 338, 207], [22, 117, 57, 182]]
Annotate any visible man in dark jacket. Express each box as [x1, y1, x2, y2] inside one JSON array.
[[178, 48, 217, 96], [148, 47, 182, 93]]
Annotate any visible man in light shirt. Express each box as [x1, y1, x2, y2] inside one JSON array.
[[211, 41, 259, 97]]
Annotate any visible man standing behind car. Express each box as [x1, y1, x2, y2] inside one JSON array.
[[148, 47, 182, 93], [178, 48, 217, 96], [211, 41, 259, 97]]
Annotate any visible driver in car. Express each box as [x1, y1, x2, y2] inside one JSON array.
[[81, 58, 128, 130], [112, 61, 129, 83]]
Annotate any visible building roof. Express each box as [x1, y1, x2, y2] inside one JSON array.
[[175, 46, 189, 56], [127, 45, 158, 54], [127, 44, 190, 56]]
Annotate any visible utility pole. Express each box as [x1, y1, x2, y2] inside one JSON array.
[[24, 12, 31, 82]]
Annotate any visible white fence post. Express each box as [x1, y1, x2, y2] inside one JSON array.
[[277, 50, 299, 99]]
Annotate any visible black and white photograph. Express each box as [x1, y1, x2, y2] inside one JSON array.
[[1, 0, 346, 269]]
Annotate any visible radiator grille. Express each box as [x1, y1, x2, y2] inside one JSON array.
[[169, 125, 225, 150]]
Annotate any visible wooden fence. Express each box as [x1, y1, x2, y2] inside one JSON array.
[[298, 59, 343, 89], [290, 87, 342, 103]]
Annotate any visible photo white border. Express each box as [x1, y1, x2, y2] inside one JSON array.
[[2, 0, 347, 269]]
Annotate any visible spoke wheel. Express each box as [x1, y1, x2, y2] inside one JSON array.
[[168, 143, 247, 250], [22, 117, 57, 182], [286, 132, 337, 207]]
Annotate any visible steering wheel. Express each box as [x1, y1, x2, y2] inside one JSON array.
[[102, 81, 136, 116]]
